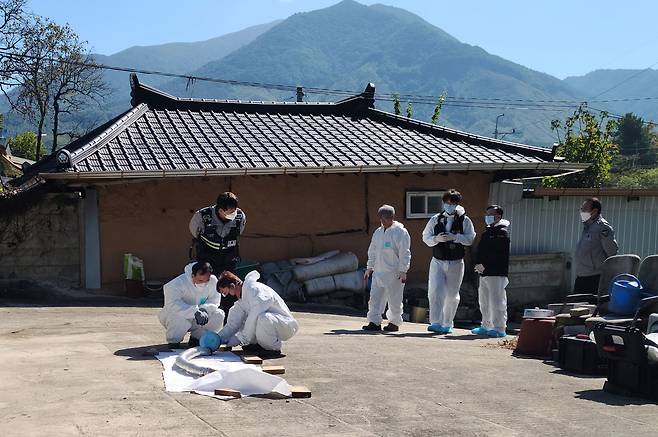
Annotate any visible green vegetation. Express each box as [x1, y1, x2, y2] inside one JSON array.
[[607, 168, 658, 188], [6, 131, 37, 160], [544, 106, 618, 188]]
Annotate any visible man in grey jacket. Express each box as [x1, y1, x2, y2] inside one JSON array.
[[574, 197, 618, 294]]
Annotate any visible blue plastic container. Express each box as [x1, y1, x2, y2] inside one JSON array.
[[608, 274, 643, 315]]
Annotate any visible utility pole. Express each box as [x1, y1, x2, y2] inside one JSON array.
[[494, 114, 504, 139], [494, 113, 516, 139]]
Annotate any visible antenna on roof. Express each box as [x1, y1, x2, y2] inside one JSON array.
[[296, 86, 304, 102]]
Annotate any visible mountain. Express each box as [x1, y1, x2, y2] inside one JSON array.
[[564, 69, 658, 122], [0, 20, 281, 138], [4, 0, 655, 149], [161, 0, 581, 146]]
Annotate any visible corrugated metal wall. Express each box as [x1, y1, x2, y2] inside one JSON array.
[[490, 182, 658, 259]]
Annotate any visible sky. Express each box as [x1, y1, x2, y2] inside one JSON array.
[[26, 0, 658, 79]]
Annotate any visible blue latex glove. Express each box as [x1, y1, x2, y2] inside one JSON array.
[[194, 308, 209, 326]]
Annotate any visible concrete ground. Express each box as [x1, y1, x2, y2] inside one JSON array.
[[1, 303, 657, 437]]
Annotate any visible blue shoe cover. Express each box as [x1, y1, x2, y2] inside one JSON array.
[[427, 323, 443, 333], [471, 326, 489, 336], [487, 330, 506, 338], [443, 326, 453, 334]]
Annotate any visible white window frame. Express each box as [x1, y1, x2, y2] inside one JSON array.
[[406, 190, 445, 219]]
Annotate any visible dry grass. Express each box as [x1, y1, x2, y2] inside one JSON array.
[[483, 336, 518, 350]]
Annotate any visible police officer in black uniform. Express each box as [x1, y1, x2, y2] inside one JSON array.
[[189, 192, 246, 320]]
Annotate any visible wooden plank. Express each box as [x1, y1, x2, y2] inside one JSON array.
[[241, 355, 263, 365], [214, 388, 241, 398], [262, 365, 285, 375], [290, 386, 311, 398]]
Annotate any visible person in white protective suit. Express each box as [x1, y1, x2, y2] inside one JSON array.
[[471, 205, 511, 338], [362, 204, 412, 332], [216, 270, 298, 356], [158, 261, 224, 348], [422, 189, 476, 334]]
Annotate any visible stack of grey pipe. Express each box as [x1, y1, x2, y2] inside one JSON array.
[[293, 252, 364, 297], [259, 251, 365, 301]]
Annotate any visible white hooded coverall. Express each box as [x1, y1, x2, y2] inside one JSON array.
[[422, 206, 476, 328], [218, 271, 299, 351], [158, 263, 224, 343], [366, 221, 412, 326]]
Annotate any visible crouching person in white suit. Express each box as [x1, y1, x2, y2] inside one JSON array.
[[158, 261, 224, 348], [217, 270, 299, 356]]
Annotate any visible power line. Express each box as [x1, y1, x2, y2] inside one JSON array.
[[3, 49, 658, 108], [590, 59, 658, 99]]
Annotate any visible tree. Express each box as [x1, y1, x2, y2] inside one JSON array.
[[0, 0, 27, 81], [430, 91, 446, 125], [544, 105, 618, 188], [3, 16, 106, 159], [393, 93, 400, 115], [613, 113, 657, 168], [6, 131, 36, 160], [405, 102, 413, 119]]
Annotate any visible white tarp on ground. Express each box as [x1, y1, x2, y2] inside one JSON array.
[[156, 350, 291, 400]]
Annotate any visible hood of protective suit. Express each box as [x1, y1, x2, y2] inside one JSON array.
[[493, 219, 510, 228], [443, 205, 466, 217], [244, 270, 260, 284], [183, 262, 196, 285]]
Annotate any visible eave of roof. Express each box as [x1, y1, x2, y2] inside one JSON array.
[[39, 161, 589, 181]]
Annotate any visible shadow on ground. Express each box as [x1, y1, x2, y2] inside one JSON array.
[[114, 344, 173, 361], [0, 279, 162, 308], [574, 389, 654, 406]]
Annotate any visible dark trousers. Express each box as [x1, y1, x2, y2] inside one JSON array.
[[197, 253, 238, 323], [574, 274, 601, 295]]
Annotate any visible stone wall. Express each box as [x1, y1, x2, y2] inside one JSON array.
[[0, 192, 81, 287]]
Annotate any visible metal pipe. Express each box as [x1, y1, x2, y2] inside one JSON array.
[[174, 346, 215, 376]]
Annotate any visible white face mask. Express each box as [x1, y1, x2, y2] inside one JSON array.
[[485, 215, 496, 225], [194, 282, 207, 289], [580, 211, 592, 222], [224, 210, 238, 220]]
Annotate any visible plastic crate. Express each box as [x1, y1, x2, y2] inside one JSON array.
[[558, 335, 606, 375]]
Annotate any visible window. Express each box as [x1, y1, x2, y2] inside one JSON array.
[[406, 191, 445, 219]]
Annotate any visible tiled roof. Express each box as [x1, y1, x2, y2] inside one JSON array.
[[18, 74, 586, 183]]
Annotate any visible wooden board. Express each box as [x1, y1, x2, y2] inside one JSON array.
[[262, 365, 285, 375], [241, 355, 263, 365], [214, 388, 241, 398], [290, 386, 312, 398]]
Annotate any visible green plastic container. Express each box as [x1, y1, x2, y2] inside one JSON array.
[[236, 260, 260, 280]]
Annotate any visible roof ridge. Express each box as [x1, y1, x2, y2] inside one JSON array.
[[68, 104, 149, 168], [128, 73, 374, 113]]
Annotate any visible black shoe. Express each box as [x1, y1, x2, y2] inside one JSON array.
[[167, 342, 181, 349], [259, 348, 283, 359], [242, 343, 262, 354], [187, 337, 199, 348], [383, 323, 399, 332], [362, 322, 381, 331]]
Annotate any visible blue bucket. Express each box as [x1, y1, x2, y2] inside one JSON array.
[[608, 274, 643, 315]]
